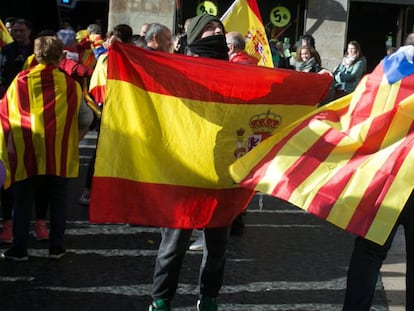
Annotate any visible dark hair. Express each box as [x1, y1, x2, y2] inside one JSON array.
[[301, 34, 316, 48], [133, 34, 147, 47], [36, 29, 56, 38], [4, 17, 17, 25], [112, 24, 133, 43], [347, 40, 362, 59], [13, 18, 33, 31]]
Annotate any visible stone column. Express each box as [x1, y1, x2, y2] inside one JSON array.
[[107, 0, 175, 34], [305, 0, 350, 70]]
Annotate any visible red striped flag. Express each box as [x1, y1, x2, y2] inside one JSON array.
[[0, 64, 82, 188], [230, 49, 414, 245], [89, 42, 331, 228]]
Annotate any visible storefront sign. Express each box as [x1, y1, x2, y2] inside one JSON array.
[[270, 6, 291, 27], [196, 1, 218, 16]]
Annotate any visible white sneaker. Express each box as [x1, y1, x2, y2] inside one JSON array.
[[190, 229, 203, 241], [188, 234, 203, 251]]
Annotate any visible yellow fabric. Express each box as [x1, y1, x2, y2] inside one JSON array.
[[221, 0, 274, 68], [95, 80, 315, 188], [230, 71, 414, 245], [0, 19, 13, 49], [1, 64, 82, 187]]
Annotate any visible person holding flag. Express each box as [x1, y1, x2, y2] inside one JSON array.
[[228, 32, 414, 311], [149, 14, 231, 311], [342, 33, 414, 311]]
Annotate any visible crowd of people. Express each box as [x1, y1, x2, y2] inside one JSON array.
[[0, 12, 412, 311]]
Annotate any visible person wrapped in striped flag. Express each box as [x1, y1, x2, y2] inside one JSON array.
[[0, 35, 93, 261]]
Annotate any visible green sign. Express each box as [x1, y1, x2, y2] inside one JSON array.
[[196, 1, 218, 16], [270, 6, 291, 27]]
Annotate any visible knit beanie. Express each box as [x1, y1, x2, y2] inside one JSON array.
[[187, 14, 224, 45]]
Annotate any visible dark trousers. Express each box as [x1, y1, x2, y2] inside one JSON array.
[[2, 184, 48, 221], [343, 191, 414, 310], [152, 226, 230, 301], [12, 175, 68, 249]]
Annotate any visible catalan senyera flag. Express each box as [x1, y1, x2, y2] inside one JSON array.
[[0, 19, 13, 50], [230, 45, 414, 245], [0, 64, 82, 188], [89, 42, 332, 228], [221, 0, 273, 68]]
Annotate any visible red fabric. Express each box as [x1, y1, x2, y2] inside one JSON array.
[[229, 51, 258, 65], [59, 58, 93, 84]]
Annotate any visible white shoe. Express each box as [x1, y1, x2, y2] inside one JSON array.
[[190, 229, 203, 242], [188, 235, 203, 251]]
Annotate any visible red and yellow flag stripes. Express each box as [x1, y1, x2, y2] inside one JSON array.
[[88, 52, 107, 104], [221, 0, 273, 68], [0, 64, 82, 188], [230, 63, 414, 245], [0, 19, 13, 50], [89, 42, 331, 228]]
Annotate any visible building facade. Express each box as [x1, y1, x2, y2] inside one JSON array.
[[107, 0, 414, 72]]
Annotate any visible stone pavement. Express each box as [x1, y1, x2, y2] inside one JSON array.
[[0, 131, 407, 310], [0, 193, 395, 310], [382, 227, 406, 310]]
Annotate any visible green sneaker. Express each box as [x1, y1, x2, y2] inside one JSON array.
[[148, 298, 171, 311], [197, 297, 218, 311]]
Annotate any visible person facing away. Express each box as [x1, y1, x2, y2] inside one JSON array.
[[148, 14, 230, 311], [0, 35, 93, 261], [144, 23, 173, 53], [333, 40, 366, 98], [10, 28, 94, 243], [226, 31, 257, 65], [342, 33, 414, 311]]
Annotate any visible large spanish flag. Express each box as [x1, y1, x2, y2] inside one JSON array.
[[89, 42, 331, 228], [230, 46, 414, 245], [0, 19, 12, 50], [221, 0, 273, 68]]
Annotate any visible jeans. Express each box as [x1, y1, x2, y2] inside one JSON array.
[[12, 175, 68, 249], [151, 226, 230, 301], [343, 191, 414, 310]]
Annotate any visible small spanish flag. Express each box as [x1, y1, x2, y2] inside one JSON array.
[[221, 0, 273, 68]]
